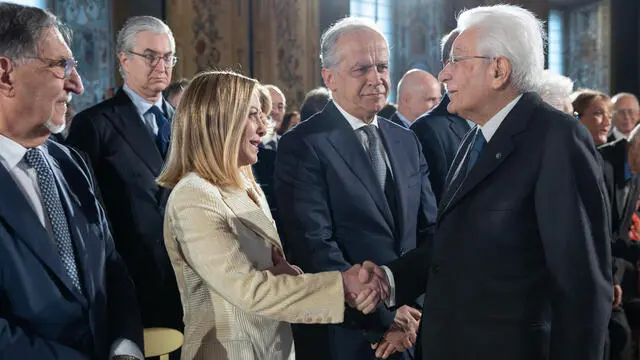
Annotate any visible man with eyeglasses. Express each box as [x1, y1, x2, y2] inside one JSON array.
[[0, 4, 143, 360], [67, 15, 183, 345], [609, 93, 640, 142], [355, 5, 611, 360], [261, 84, 287, 150]]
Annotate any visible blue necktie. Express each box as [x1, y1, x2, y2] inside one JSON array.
[[359, 125, 387, 189], [148, 105, 171, 157], [24, 148, 82, 292], [466, 128, 486, 175]]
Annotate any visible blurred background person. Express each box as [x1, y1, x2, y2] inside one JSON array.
[[164, 78, 190, 108], [392, 69, 441, 128], [66, 15, 183, 338], [156, 70, 384, 360], [300, 87, 331, 121], [538, 70, 574, 114], [609, 93, 640, 142], [261, 84, 286, 150], [573, 89, 613, 145], [278, 111, 301, 135]]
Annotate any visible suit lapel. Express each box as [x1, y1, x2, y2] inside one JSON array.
[[0, 156, 86, 303], [324, 103, 395, 228], [439, 93, 534, 219], [438, 128, 476, 218], [109, 90, 164, 175], [219, 188, 282, 251]]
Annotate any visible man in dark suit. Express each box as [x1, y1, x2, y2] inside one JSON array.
[[411, 94, 470, 204], [391, 69, 441, 129], [275, 17, 437, 360], [66, 16, 182, 333], [0, 4, 143, 359], [359, 5, 612, 360]]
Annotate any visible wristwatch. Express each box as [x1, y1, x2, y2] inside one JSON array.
[[111, 356, 140, 360]]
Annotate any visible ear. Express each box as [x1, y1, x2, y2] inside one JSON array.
[[118, 51, 129, 75], [0, 57, 16, 97], [321, 68, 337, 92], [490, 56, 512, 90]]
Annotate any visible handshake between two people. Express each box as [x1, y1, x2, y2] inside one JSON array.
[[267, 251, 421, 359]]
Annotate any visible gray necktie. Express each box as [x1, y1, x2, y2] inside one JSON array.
[[358, 125, 387, 188], [25, 148, 82, 292]]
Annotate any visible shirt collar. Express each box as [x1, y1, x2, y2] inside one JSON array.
[[333, 101, 380, 130], [613, 127, 628, 140], [478, 94, 523, 142], [122, 83, 165, 117], [395, 112, 412, 128], [0, 134, 48, 170]]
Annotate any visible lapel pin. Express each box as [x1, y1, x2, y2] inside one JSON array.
[[496, 152, 503, 159]]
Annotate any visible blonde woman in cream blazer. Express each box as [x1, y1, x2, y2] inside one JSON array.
[[157, 71, 382, 360]]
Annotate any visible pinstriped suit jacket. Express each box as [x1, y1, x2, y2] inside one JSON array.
[[163, 172, 345, 360]]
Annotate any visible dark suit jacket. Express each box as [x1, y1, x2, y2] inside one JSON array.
[[66, 89, 182, 330], [388, 92, 612, 360], [253, 146, 280, 229], [389, 112, 408, 128], [0, 140, 142, 359], [275, 101, 437, 360], [599, 139, 640, 295], [410, 95, 470, 205]]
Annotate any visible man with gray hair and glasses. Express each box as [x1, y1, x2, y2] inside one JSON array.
[[67, 16, 183, 338], [356, 4, 612, 360], [609, 92, 640, 142], [0, 4, 143, 359]]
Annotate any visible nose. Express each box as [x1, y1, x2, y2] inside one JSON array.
[[603, 113, 612, 127], [153, 58, 167, 72], [438, 63, 452, 84], [367, 66, 383, 85], [65, 67, 84, 95]]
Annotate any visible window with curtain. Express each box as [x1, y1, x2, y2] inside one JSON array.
[[548, 9, 564, 75], [2, 0, 47, 8], [350, 0, 395, 100]]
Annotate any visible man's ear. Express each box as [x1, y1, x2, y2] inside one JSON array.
[[322, 67, 337, 92], [118, 51, 128, 76], [0, 57, 16, 97], [491, 56, 512, 90]]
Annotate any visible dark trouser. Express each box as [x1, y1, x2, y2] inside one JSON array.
[[609, 307, 632, 360]]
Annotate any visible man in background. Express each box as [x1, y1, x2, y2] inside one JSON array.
[[391, 69, 441, 128]]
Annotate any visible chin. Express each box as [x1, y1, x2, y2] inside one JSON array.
[[45, 118, 66, 134]]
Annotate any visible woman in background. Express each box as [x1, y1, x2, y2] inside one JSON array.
[[572, 89, 613, 146]]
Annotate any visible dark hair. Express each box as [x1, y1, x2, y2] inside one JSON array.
[[300, 87, 331, 121], [278, 111, 300, 135], [572, 89, 610, 118], [163, 78, 191, 103], [440, 29, 460, 64], [377, 102, 397, 119], [0, 3, 69, 62]]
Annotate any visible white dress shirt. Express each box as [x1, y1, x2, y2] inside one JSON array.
[[122, 84, 165, 136], [382, 94, 523, 306], [0, 134, 143, 360], [612, 127, 628, 141]]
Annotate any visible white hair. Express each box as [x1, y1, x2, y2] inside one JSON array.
[[116, 16, 175, 78], [320, 16, 388, 69], [537, 70, 574, 111], [456, 4, 546, 93]]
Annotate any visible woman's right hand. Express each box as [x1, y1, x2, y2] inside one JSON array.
[[266, 246, 303, 276]]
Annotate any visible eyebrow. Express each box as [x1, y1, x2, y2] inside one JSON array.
[[142, 49, 173, 56]]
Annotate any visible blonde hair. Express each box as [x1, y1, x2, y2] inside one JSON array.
[[157, 70, 258, 189]]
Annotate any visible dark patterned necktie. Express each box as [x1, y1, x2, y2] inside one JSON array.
[[358, 124, 387, 189], [466, 127, 486, 175], [148, 105, 171, 157], [24, 148, 82, 292]]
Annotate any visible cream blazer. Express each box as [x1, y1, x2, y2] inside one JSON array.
[[164, 172, 345, 360]]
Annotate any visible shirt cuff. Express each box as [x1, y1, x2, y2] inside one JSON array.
[[380, 265, 396, 307], [110, 338, 144, 360]]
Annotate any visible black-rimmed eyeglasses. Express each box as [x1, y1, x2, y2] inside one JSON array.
[[127, 51, 178, 68]]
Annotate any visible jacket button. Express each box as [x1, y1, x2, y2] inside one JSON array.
[[431, 264, 439, 274]]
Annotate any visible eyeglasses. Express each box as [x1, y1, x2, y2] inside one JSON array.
[[444, 55, 494, 66], [127, 51, 178, 68], [613, 108, 640, 117], [23, 56, 78, 79]]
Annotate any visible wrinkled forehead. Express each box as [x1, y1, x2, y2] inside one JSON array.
[[38, 27, 72, 58], [449, 28, 480, 57], [336, 29, 389, 65]]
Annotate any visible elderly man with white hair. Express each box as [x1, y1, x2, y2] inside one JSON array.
[[538, 70, 575, 114], [356, 4, 612, 360]]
